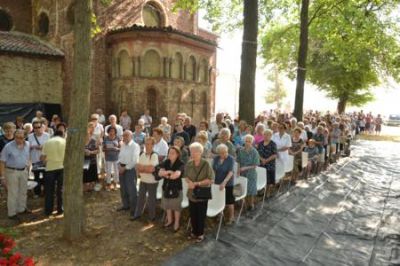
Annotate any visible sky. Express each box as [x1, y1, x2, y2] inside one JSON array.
[[199, 19, 400, 118]]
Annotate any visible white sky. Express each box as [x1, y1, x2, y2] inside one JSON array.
[[200, 20, 400, 118]]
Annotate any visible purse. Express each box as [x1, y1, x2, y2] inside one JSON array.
[[163, 180, 179, 199], [192, 162, 212, 200]]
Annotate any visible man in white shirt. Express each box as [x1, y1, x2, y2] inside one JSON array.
[[210, 113, 224, 139], [140, 109, 152, 135], [96, 108, 106, 125], [132, 137, 159, 222], [104, 115, 123, 139], [117, 130, 140, 218], [152, 128, 168, 162], [28, 121, 50, 197]]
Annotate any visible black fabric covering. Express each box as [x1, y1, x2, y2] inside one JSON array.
[[164, 140, 400, 266], [0, 103, 62, 125]]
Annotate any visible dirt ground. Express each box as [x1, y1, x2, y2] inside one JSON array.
[[0, 186, 195, 266]]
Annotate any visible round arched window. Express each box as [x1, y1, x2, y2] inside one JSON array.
[[0, 10, 13, 31], [37, 12, 49, 36], [143, 2, 164, 27]]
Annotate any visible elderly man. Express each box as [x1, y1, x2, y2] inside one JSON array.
[[152, 128, 168, 162], [28, 120, 50, 197], [0, 130, 31, 220], [183, 116, 197, 143], [105, 114, 123, 139], [117, 130, 140, 219], [41, 130, 66, 216]]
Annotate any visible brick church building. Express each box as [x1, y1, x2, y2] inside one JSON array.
[[0, 0, 217, 125]]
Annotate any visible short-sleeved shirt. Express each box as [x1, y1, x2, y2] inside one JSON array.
[[84, 138, 98, 165], [212, 155, 234, 187], [185, 159, 215, 202], [105, 124, 124, 139], [313, 133, 325, 153], [133, 132, 146, 147], [0, 141, 30, 169], [153, 139, 169, 157], [258, 140, 277, 171], [212, 139, 236, 157], [272, 132, 292, 163], [103, 136, 120, 162], [42, 136, 66, 171], [305, 146, 319, 161], [28, 132, 50, 163], [138, 152, 159, 184], [290, 138, 304, 160]]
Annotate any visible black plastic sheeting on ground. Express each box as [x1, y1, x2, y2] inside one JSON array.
[[0, 103, 62, 125], [164, 140, 400, 266]]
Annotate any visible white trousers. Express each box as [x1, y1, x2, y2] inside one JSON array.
[[6, 168, 28, 216], [105, 161, 119, 184]]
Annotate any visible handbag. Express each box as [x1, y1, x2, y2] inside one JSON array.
[[163, 180, 179, 199], [192, 162, 212, 200]]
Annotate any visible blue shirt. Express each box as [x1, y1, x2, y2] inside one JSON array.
[[212, 155, 235, 187], [0, 140, 30, 169]]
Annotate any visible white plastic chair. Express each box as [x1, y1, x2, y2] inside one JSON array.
[[275, 159, 285, 183], [285, 155, 294, 173], [156, 179, 164, 200], [256, 167, 267, 209], [234, 176, 248, 223], [207, 184, 226, 240], [301, 152, 308, 168], [181, 180, 189, 209]]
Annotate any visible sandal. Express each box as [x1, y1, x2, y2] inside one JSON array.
[[195, 235, 205, 243], [163, 222, 173, 228]]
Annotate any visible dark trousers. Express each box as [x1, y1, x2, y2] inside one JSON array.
[[134, 182, 158, 220], [33, 170, 44, 196], [119, 168, 137, 217], [44, 169, 64, 215], [189, 200, 208, 236]]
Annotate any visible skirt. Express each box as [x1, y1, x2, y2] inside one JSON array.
[[83, 163, 98, 183], [225, 186, 235, 205], [246, 175, 257, 196], [162, 191, 183, 212]]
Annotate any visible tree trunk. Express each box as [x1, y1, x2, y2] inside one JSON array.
[[337, 95, 348, 114], [293, 0, 310, 121], [238, 0, 258, 125], [63, 0, 93, 240]]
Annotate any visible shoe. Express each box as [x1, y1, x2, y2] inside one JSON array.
[[164, 222, 173, 228], [226, 219, 235, 226], [173, 226, 180, 233], [19, 208, 32, 214], [130, 216, 141, 221], [116, 207, 129, 212], [8, 215, 19, 221], [195, 235, 205, 243]]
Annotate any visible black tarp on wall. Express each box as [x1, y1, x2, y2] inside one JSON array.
[[0, 103, 62, 125]]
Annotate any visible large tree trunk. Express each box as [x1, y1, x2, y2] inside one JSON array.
[[337, 95, 348, 114], [63, 0, 93, 240], [238, 0, 258, 125], [293, 0, 310, 121]]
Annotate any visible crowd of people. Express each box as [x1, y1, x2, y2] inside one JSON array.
[[0, 108, 382, 243]]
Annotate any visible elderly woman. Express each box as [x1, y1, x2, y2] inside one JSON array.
[[83, 122, 99, 192], [173, 136, 189, 164], [258, 129, 277, 196], [253, 124, 265, 147], [103, 126, 120, 190], [233, 120, 247, 148], [119, 110, 132, 131], [237, 135, 260, 211], [159, 146, 185, 232], [185, 142, 214, 243], [158, 117, 172, 143], [212, 144, 235, 224], [195, 131, 212, 158], [289, 128, 305, 182], [211, 128, 236, 157]]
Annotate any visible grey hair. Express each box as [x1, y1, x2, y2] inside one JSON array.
[[244, 134, 254, 143], [219, 128, 231, 138], [263, 129, 273, 136], [256, 123, 265, 132], [109, 114, 117, 120], [189, 142, 204, 154], [161, 117, 168, 123], [216, 143, 228, 154]]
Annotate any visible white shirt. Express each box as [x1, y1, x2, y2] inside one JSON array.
[[118, 140, 140, 170], [272, 132, 292, 163], [210, 121, 220, 138], [300, 130, 308, 142], [98, 114, 106, 125], [105, 124, 124, 139], [138, 152, 159, 184], [153, 138, 169, 157], [93, 123, 104, 141], [140, 115, 152, 128], [28, 132, 50, 163]]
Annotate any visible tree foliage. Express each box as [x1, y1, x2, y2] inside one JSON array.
[[265, 66, 287, 109], [261, 0, 400, 112]]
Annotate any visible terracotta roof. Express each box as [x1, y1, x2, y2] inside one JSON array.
[[108, 24, 218, 46], [0, 31, 64, 58]]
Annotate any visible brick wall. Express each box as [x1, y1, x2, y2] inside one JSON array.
[[0, 55, 63, 104], [0, 0, 32, 33]]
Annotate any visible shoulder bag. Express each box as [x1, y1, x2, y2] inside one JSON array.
[[192, 162, 212, 200]]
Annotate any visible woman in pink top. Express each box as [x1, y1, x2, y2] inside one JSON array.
[[253, 124, 265, 147]]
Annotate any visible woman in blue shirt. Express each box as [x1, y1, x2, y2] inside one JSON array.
[[213, 143, 235, 224]]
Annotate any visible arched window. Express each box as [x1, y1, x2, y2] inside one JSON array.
[[171, 53, 183, 79], [118, 50, 132, 77], [187, 56, 196, 81], [119, 86, 128, 113], [147, 87, 158, 121], [143, 50, 161, 77], [199, 59, 209, 83], [0, 10, 13, 31], [37, 12, 50, 36], [143, 2, 164, 27]]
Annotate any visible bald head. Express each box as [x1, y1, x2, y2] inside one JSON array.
[[122, 130, 132, 143]]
